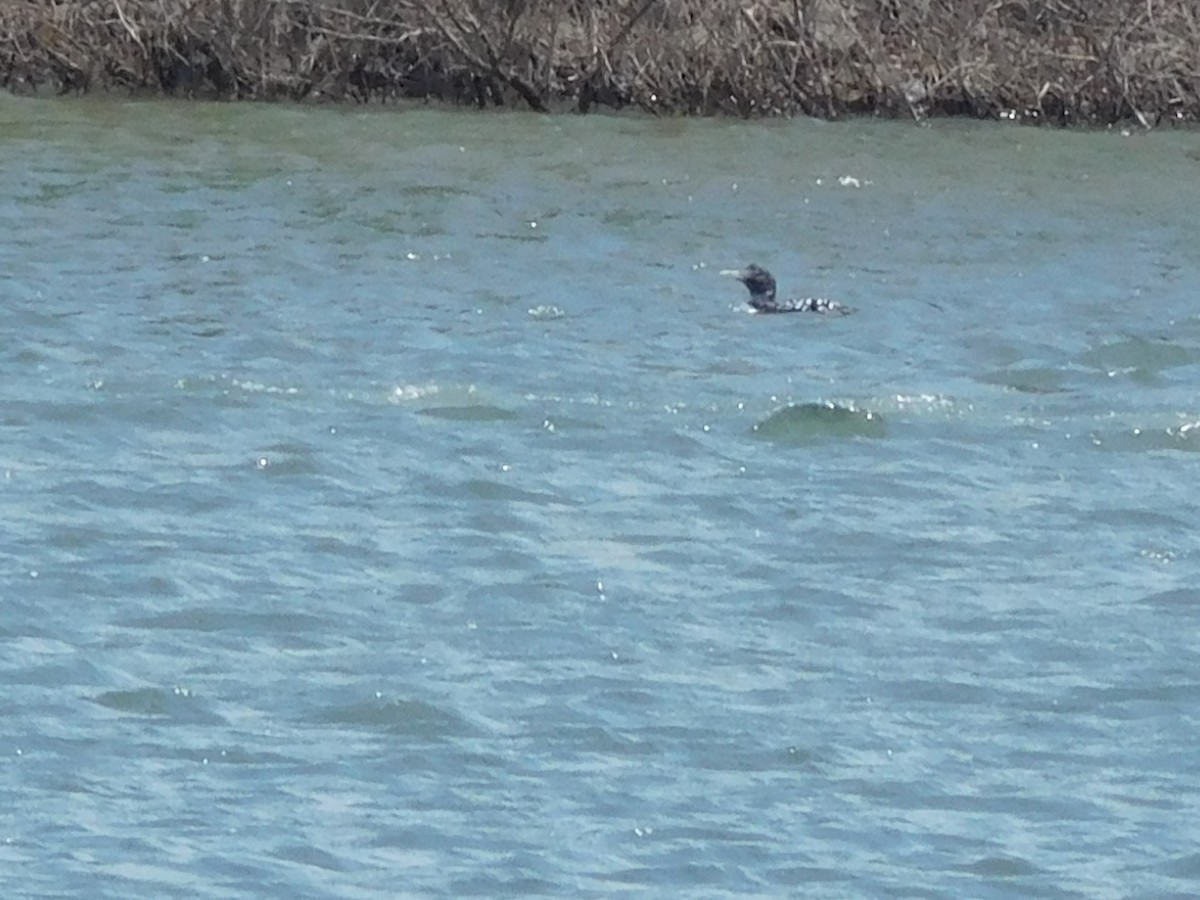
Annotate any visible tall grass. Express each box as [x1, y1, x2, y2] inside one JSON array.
[[3, 0, 1198, 124]]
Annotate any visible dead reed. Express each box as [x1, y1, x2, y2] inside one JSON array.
[[2, 0, 1198, 124]]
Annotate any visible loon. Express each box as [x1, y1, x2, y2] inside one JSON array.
[[720, 264, 854, 315]]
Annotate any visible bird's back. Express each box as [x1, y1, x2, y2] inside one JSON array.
[[754, 295, 855, 315]]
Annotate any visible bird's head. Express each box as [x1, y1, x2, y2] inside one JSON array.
[[720, 264, 776, 301]]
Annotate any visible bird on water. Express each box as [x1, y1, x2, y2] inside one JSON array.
[[721, 264, 854, 316]]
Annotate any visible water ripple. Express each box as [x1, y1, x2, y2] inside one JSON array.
[[751, 402, 887, 443]]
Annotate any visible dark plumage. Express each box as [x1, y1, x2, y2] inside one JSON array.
[[720, 264, 854, 316]]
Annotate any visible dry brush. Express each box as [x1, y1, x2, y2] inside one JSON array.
[[2, 0, 1198, 124]]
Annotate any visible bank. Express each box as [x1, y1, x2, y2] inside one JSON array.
[[4, 0, 1198, 126]]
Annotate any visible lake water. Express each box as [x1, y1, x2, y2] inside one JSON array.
[[2, 96, 1200, 898]]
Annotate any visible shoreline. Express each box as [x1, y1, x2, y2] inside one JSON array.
[[4, 0, 1198, 126]]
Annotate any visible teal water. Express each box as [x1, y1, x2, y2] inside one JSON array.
[[2, 97, 1200, 898]]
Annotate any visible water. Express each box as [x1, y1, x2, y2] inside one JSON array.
[[2, 96, 1200, 898]]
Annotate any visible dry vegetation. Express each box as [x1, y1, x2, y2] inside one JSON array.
[[2, 0, 1199, 124]]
